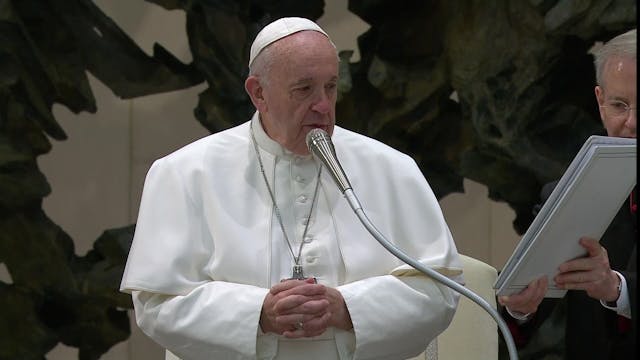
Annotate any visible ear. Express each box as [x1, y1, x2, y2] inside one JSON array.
[[245, 76, 267, 112], [594, 85, 605, 121]]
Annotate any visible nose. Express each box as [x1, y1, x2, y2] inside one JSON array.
[[310, 89, 333, 114], [625, 107, 636, 131]]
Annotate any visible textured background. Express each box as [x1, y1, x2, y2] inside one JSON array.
[[0, 0, 635, 359]]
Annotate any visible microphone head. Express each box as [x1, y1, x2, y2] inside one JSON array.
[[305, 128, 352, 193], [306, 128, 331, 152]]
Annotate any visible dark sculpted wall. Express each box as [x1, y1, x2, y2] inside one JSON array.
[[0, 0, 635, 358]]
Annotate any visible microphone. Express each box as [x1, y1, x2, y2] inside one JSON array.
[[305, 127, 519, 360], [305, 128, 352, 193]]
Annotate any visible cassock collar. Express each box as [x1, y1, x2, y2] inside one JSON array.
[[251, 111, 314, 163]]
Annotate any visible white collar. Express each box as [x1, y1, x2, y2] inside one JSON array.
[[250, 111, 313, 162]]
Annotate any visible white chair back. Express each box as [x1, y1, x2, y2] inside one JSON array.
[[408, 254, 499, 360]]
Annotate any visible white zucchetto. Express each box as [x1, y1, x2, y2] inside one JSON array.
[[248, 17, 329, 67]]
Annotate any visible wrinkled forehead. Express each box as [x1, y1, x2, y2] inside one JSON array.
[[601, 56, 636, 96], [605, 56, 636, 73], [603, 56, 637, 81]]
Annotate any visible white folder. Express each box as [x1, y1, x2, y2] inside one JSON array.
[[494, 135, 636, 298]]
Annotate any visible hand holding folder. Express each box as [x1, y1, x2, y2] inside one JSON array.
[[494, 135, 636, 298]]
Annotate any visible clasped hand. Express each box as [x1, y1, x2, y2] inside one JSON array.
[[260, 278, 353, 338]]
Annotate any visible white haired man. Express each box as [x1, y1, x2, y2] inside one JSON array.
[[500, 28, 636, 360]]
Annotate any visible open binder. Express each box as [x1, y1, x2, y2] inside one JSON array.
[[494, 135, 636, 298]]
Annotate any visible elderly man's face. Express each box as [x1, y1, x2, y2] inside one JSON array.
[[258, 31, 338, 154], [595, 56, 637, 138]]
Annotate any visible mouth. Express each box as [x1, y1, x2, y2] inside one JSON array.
[[304, 124, 330, 134]]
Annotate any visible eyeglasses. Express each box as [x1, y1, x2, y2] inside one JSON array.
[[600, 100, 637, 119]]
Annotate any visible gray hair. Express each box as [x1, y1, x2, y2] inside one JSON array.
[[594, 28, 636, 86], [248, 43, 277, 86], [248, 31, 339, 86]]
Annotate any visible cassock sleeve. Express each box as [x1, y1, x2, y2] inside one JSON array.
[[333, 146, 462, 359], [120, 157, 269, 359], [339, 275, 458, 359]]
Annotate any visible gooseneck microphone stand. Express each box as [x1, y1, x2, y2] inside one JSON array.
[[307, 129, 518, 360]]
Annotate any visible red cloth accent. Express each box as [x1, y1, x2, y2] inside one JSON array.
[[617, 315, 632, 333], [617, 189, 635, 334], [505, 316, 528, 348]]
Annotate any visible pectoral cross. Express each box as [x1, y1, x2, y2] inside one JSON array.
[[291, 264, 305, 280], [282, 265, 316, 283]]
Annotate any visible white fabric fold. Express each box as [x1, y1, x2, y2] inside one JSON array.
[[121, 112, 463, 359]]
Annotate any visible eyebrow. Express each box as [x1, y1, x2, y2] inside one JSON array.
[[289, 78, 313, 89], [289, 76, 339, 89], [606, 95, 632, 103]]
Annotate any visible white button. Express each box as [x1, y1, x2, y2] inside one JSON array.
[[303, 236, 313, 243], [301, 217, 309, 225], [298, 195, 308, 203], [295, 175, 304, 183], [305, 256, 317, 264]]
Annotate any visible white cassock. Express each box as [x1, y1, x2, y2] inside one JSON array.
[[120, 112, 463, 360]]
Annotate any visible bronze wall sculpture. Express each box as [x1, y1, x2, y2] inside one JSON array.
[[0, 0, 635, 359]]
